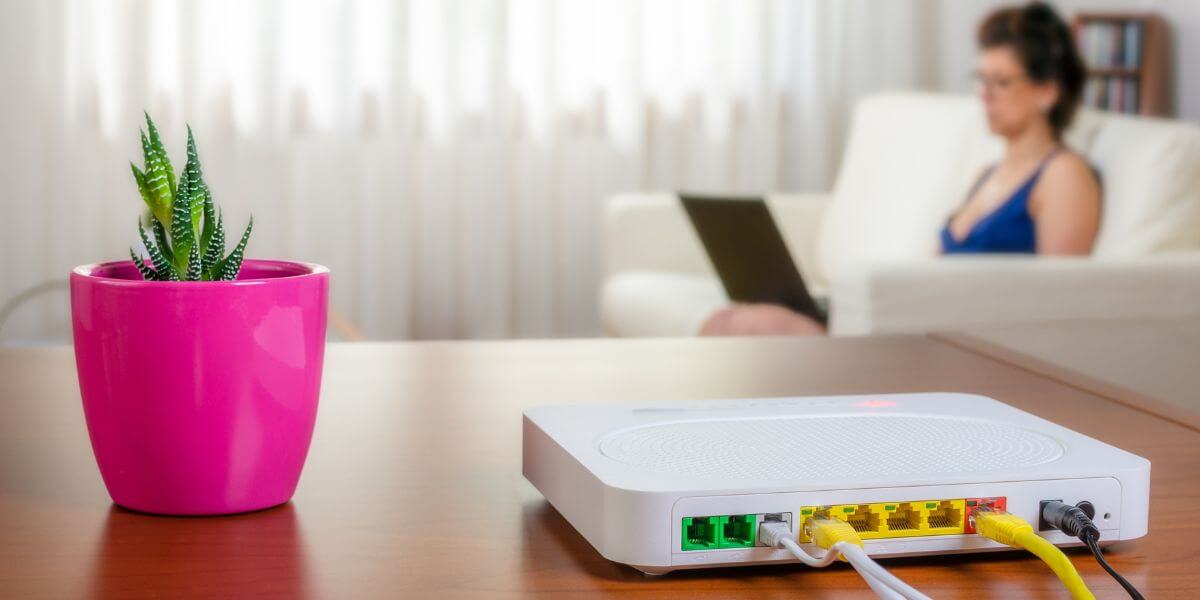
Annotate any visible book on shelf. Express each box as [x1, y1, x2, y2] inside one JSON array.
[[1124, 78, 1138, 113], [1083, 76, 1140, 115], [1076, 20, 1142, 69], [1123, 22, 1141, 67], [1076, 19, 1146, 114]]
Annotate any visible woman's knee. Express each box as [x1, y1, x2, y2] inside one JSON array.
[[701, 303, 825, 337]]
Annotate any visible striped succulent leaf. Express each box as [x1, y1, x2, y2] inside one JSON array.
[[129, 248, 159, 281], [143, 113, 176, 197], [151, 217, 174, 264], [199, 184, 216, 256], [130, 163, 152, 208], [170, 164, 195, 273], [185, 238, 202, 281], [202, 211, 225, 279], [181, 127, 206, 239], [140, 124, 174, 228], [138, 220, 178, 280], [217, 216, 253, 281]]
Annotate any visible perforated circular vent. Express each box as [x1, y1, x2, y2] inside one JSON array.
[[598, 414, 1063, 482]]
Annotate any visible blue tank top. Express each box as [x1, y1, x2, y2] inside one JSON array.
[[941, 148, 1061, 254]]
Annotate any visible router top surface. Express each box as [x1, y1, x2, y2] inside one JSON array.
[[524, 393, 1149, 494]]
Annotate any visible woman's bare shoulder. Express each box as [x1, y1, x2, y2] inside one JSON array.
[[1042, 150, 1098, 188], [1030, 148, 1102, 254], [1034, 149, 1100, 210]]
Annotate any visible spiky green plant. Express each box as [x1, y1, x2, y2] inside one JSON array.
[[128, 113, 252, 281]]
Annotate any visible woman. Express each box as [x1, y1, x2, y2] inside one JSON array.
[[702, 1, 1101, 337]]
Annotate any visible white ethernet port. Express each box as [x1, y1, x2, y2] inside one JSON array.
[[757, 512, 793, 546]]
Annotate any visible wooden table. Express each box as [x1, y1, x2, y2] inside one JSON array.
[[2, 336, 1197, 598]]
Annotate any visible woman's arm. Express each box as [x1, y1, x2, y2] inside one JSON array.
[[1030, 153, 1102, 255]]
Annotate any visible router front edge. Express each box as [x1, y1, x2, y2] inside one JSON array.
[[521, 392, 1150, 573]]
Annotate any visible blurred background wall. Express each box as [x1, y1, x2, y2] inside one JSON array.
[[0, 0, 935, 342]]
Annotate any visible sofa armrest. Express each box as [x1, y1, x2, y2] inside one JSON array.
[[602, 192, 831, 285], [830, 254, 1200, 335]]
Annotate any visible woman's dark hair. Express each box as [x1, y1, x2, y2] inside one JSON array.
[[978, 2, 1086, 137]]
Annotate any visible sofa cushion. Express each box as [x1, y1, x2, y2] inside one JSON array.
[[1088, 115, 1200, 257]]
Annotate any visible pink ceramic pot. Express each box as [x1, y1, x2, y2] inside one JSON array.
[[70, 259, 329, 515]]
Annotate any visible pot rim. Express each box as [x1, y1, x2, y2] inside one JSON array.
[[71, 258, 329, 288]]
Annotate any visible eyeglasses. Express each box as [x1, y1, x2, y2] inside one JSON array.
[[972, 71, 1030, 94]]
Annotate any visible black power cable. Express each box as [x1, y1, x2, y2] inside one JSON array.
[[1041, 500, 1145, 600], [1082, 529, 1144, 600]]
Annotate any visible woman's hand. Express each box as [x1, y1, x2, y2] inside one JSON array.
[[700, 303, 827, 337]]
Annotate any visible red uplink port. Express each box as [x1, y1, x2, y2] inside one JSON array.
[[963, 497, 1007, 534]]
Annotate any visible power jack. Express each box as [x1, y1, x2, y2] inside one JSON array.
[[1038, 499, 1096, 531], [1076, 501, 1096, 519], [1037, 499, 1061, 531]]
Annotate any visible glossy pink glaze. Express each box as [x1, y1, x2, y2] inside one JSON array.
[[70, 259, 329, 515]]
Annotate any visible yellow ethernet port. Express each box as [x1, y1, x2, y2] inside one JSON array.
[[925, 500, 965, 533], [841, 504, 881, 536], [799, 498, 968, 542], [886, 503, 921, 533]]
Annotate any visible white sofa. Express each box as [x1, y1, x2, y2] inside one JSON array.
[[601, 92, 1200, 337]]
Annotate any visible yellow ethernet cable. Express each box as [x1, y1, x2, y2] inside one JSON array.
[[810, 518, 859, 561], [972, 508, 1095, 600]]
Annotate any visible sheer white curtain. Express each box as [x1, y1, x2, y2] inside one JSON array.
[[0, 0, 932, 341]]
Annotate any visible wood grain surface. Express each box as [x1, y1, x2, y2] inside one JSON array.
[[1, 336, 1195, 598]]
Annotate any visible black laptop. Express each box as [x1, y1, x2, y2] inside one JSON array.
[[679, 194, 826, 325]]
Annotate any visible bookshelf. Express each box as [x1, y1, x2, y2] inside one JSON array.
[[1072, 13, 1169, 117]]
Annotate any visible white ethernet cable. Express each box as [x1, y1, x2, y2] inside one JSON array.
[[759, 521, 931, 600], [839, 543, 931, 600]]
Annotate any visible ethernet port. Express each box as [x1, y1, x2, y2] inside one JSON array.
[[763, 512, 791, 525], [886, 503, 921, 532], [798, 507, 830, 543], [758, 513, 793, 546], [844, 505, 882, 535], [926, 500, 965, 532], [681, 516, 720, 551], [719, 515, 757, 548]]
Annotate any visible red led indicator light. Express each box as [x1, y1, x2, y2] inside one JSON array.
[[856, 400, 897, 408]]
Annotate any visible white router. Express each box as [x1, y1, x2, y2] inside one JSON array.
[[522, 392, 1150, 574]]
